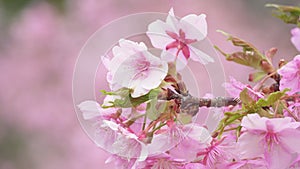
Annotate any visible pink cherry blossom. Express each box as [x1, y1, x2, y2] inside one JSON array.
[[103, 39, 168, 98], [196, 136, 239, 168], [238, 114, 300, 169], [277, 55, 300, 95], [291, 27, 300, 52], [105, 155, 137, 169], [147, 8, 214, 70], [135, 153, 186, 169], [148, 122, 211, 157], [223, 76, 264, 100], [284, 102, 300, 121], [101, 120, 148, 161]]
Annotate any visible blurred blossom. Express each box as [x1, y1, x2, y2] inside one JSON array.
[[0, 0, 298, 169], [291, 27, 300, 52], [277, 55, 300, 95]]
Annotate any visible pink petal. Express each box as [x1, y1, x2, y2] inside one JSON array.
[[166, 40, 179, 50], [279, 128, 300, 153], [291, 27, 300, 52], [238, 132, 264, 159], [182, 45, 190, 59], [264, 144, 293, 169]]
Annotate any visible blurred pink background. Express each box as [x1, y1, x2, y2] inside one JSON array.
[[0, 0, 299, 169]]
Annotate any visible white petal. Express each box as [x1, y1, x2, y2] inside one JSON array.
[[166, 8, 180, 32], [119, 38, 147, 52], [176, 52, 189, 70], [102, 120, 119, 131], [137, 143, 148, 161], [189, 45, 214, 64], [101, 55, 111, 70], [180, 14, 207, 41], [131, 84, 149, 98], [241, 114, 267, 131], [78, 100, 102, 120], [147, 20, 174, 49], [161, 50, 176, 62], [142, 64, 168, 90]]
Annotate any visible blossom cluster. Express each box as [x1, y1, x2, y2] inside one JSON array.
[[79, 6, 300, 169]]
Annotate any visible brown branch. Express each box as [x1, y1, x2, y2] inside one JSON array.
[[158, 88, 239, 116]]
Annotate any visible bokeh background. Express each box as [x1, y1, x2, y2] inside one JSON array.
[[0, 0, 299, 169]]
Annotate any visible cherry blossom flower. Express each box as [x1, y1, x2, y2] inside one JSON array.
[[223, 76, 263, 100], [135, 153, 186, 169], [101, 120, 148, 161], [147, 8, 214, 70], [148, 122, 211, 157], [78, 100, 148, 160], [291, 27, 300, 52], [277, 55, 300, 95], [284, 102, 300, 121], [103, 39, 168, 98], [196, 136, 239, 168], [105, 155, 137, 169], [238, 114, 300, 169]]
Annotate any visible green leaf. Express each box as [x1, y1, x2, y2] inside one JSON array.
[[105, 88, 161, 108], [146, 99, 159, 120], [215, 30, 274, 72], [236, 126, 242, 138], [266, 4, 300, 26], [256, 89, 288, 107], [100, 88, 131, 97], [239, 88, 255, 105], [250, 71, 267, 82], [215, 110, 244, 137], [256, 108, 273, 118]]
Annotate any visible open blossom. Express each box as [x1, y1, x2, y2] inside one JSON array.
[[147, 8, 214, 70], [103, 39, 168, 98], [277, 55, 300, 95], [291, 27, 300, 52], [223, 76, 263, 100], [135, 153, 186, 169], [78, 101, 148, 160], [284, 102, 300, 121], [238, 114, 300, 169], [148, 122, 211, 158], [101, 120, 148, 161]]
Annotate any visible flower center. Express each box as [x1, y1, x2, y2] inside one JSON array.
[[165, 29, 197, 59], [265, 121, 280, 150], [133, 54, 151, 80]]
